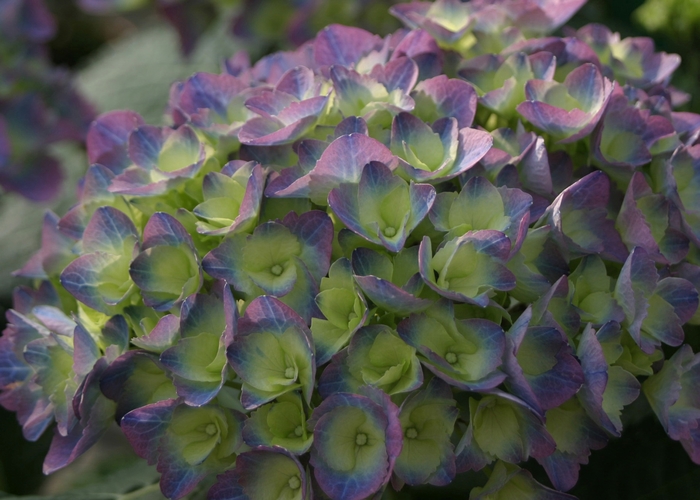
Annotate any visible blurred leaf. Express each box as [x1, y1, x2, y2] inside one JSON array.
[[76, 16, 243, 124], [0, 461, 164, 500], [0, 142, 86, 297]]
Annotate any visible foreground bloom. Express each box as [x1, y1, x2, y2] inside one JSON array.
[[4, 0, 700, 498], [517, 63, 614, 143], [309, 387, 402, 500]]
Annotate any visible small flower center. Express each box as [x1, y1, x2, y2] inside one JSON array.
[[405, 427, 418, 439], [294, 425, 304, 437], [270, 264, 283, 276], [205, 423, 217, 436], [284, 367, 296, 379], [288, 476, 301, 490], [383, 226, 396, 237], [355, 433, 368, 446], [445, 352, 458, 364]]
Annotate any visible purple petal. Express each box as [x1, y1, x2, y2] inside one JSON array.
[[86, 110, 144, 174], [0, 154, 63, 202], [121, 399, 178, 464], [43, 358, 115, 474], [283, 210, 334, 283], [208, 447, 310, 500], [412, 75, 478, 128], [81, 206, 139, 255], [141, 212, 193, 250], [99, 350, 175, 421], [314, 24, 383, 68]]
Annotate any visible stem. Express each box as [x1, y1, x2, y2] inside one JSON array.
[[117, 482, 162, 500]]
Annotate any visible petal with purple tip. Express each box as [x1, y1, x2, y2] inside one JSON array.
[[412, 75, 477, 128], [419, 233, 515, 307], [397, 300, 506, 392], [229, 296, 314, 409], [209, 447, 311, 500], [394, 377, 458, 486], [309, 390, 402, 500], [271, 133, 397, 204], [86, 110, 144, 174]]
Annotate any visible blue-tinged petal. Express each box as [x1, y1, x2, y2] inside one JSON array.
[[576, 323, 640, 436], [311, 258, 369, 365], [60, 252, 133, 314], [209, 447, 311, 500], [411, 75, 477, 128], [230, 296, 314, 409], [194, 161, 266, 236], [319, 325, 423, 397], [131, 314, 180, 353], [394, 377, 458, 486], [309, 390, 402, 500], [100, 350, 176, 421], [284, 210, 334, 283], [354, 274, 433, 315], [121, 399, 179, 464], [644, 344, 700, 464], [130, 213, 202, 312], [397, 301, 506, 392], [371, 56, 419, 94], [517, 64, 614, 143], [538, 397, 608, 492], [86, 110, 144, 174], [270, 133, 398, 205], [504, 309, 584, 414], [313, 24, 383, 68], [419, 233, 515, 307], [81, 206, 139, 256], [72, 323, 99, 378], [242, 392, 313, 454], [538, 170, 628, 262], [43, 358, 116, 473]]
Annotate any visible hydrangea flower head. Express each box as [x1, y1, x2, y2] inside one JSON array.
[[3, 1, 700, 499]]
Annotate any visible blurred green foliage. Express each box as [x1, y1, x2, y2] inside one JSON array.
[[633, 0, 700, 113]]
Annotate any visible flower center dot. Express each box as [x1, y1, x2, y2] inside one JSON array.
[[271, 264, 283, 276], [294, 425, 303, 437], [383, 226, 396, 237], [284, 367, 296, 379], [288, 476, 301, 490], [205, 424, 217, 436], [405, 427, 418, 439], [355, 433, 368, 446], [445, 352, 458, 364]]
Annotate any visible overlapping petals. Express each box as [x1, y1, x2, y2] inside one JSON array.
[[398, 300, 506, 392], [309, 387, 402, 500], [517, 63, 614, 143], [228, 296, 315, 409]]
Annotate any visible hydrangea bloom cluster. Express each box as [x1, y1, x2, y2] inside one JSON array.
[[3, 0, 700, 498], [0, 0, 95, 201]]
